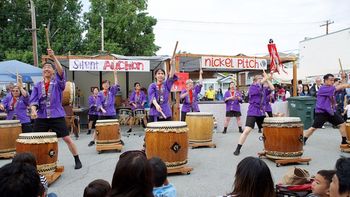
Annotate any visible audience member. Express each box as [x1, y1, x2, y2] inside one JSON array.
[[307, 170, 336, 197], [149, 157, 176, 197], [84, 179, 111, 197], [329, 157, 350, 197], [300, 85, 311, 96]]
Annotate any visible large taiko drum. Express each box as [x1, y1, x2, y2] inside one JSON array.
[[62, 81, 75, 106], [16, 132, 58, 174], [262, 117, 304, 159], [185, 112, 214, 144], [0, 120, 22, 158], [95, 119, 122, 151], [145, 121, 189, 170]]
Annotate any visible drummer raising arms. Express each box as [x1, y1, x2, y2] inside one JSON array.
[[180, 69, 203, 121], [0, 75, 32, 133], [233, 72, 274, 156], [223, 81, 243, 134], [87, 87, 99, 135], [127, 82, 148, 133], [148, 62, 178, 122], [304, 73, 350, 146], [88, 71, 120, 146], [30, 49, 82, 169]]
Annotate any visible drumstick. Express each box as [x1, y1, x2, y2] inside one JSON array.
[[339, 58, 344, 73], [160, 111, 167, 119], [170, 41, 179, 64], [45, 28, 51, 49]]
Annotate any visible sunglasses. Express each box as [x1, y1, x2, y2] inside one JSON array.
[[119, 150, 146, 159], [12, 90, 19, 93]]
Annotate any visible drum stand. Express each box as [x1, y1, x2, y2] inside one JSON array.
[[167, 166, 193, 175], [96, 143, 123, 154], [340, 144, 350, 153], [189, 141, 216, 149], [44, 166, 64, 185], [258, 151, 311, 167]]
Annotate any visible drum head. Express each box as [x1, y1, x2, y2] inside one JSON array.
[[186, 112, 213, 116], [264, 117, 301, 124], [19, 132, 57, 138], [147, 121, 187, 128], [96, 119, 119, 124], [0, 120, 20, 124]]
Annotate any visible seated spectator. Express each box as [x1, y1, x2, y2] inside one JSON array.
[[12, 152, 57, 197], [0, 162, 42, 197], [307, 170, 336, 197], [84, 179, 111, 197], [108, 150, 153, 197], [300, 85, 311, 96], [149, 157, 176, 197], [329, 157, 350, 197], [221, 156, 275, 197]]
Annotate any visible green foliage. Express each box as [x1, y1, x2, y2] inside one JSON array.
[[5, 50, 34, 64]]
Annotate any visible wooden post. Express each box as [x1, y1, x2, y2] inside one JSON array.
[[173, 55, 180, 121], [293, 60, 297, 97]]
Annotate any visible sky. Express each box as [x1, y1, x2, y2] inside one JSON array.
[[81, 0, 350, 56]]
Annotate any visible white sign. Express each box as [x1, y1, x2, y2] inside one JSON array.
[[69, 59, 150, 72], [201, 56, 267, 70]]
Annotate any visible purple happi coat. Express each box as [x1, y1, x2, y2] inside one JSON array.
[[129, 90, 146, 111], [97, 85, 120, 116], [181, 84, 202, 113]]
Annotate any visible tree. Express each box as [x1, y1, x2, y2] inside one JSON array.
[[0, 0, 84, 65], [83, 0, 159, 56]]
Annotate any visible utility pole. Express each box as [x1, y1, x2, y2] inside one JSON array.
[[101, 16, 104, 52], [320, 20, 334, 35], [29, 0, 38, 66]]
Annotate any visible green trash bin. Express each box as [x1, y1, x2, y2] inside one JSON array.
[[287, 96, 316, 129]]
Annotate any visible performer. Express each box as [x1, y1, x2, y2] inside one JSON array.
[[233, 73, 274, 156], [0, 75, 32, 133], [127, 82, 148, 133], [222, 82, 243, 134], [304, 74, 350, 146], [148, 62, 177, 122], [257, 82, 275, 133], [180, 69, 203, 121], [88, 71, 120, 147], [30, 49, 82, 169], [87, 87, 99, 135]]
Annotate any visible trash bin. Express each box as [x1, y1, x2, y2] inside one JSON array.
[[287, 96, 316, 129]]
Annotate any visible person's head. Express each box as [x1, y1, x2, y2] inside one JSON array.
[[209, 86, 213, 90], [330, 157, 350, 197], [334, 78, 342, 86], [185, 79, 194, 90], [92, 87, 99, 96], [42, 62, 55, 79], [84, 179, 111, 197], [253, 75, 263, 84], [12, 152, 37, 168], [0, 162, 41, 197], [230, 157, 275, 197], [134, 82, 141, 91], [229, 82, 235, 90], [316, 77, 322, 86], [148, 157, 167, 187], [311, 170, 336, 197], [102, 80, 110, 91], [6, 83, 14, 92], [109, 150, 153, 197], [323, 74, 335, 86], [303, 85, 310, 92], [154, 68, 165, 83], [11, 85, 22, 98], [298, 80, 302, 85]]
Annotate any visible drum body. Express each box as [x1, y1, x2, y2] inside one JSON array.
[[346, 120, 350, 144], [263, 117, 304, 159], [118, 108, 132, 125], [145, 121, 189, 170], [62, 81, 75, 106], [16, 132, 58, 174], [95, 119, 122, 151], [134, 109, 146, 119], [0, 120, 22, 158], [185, 112, 213, 144]]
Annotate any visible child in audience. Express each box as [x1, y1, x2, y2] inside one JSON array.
[[307, 170, 336, 197], [149, 157, 176, 197], [84, 179, 111, 197]]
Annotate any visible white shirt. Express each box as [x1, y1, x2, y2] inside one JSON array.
[[345, 104, 350, 118]]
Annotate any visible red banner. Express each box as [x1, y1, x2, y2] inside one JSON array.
[[171, 72, 189, 92]]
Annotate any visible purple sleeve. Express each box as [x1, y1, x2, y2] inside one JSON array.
[[96, 92, 103, 111], [318, 86, 335, 96], [141, 92, 147, 103], [165, 74, 178, 92], [22, 94, 30, 106], [88, 96, 95, 109], [2, 94, 11, 110], [29, 84, 39, 106], [236, 91, 243, 102], [55, 71, 66, 91], [194, 84, 202, 94], [110, 84, 120, 96], [224, 91, 230, 100], [129, 92, 135, 104], [249, 85, 259, 96], [148, 83, 156, 107]]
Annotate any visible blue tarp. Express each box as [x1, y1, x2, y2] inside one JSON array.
[[0, 60, 42, 83]]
